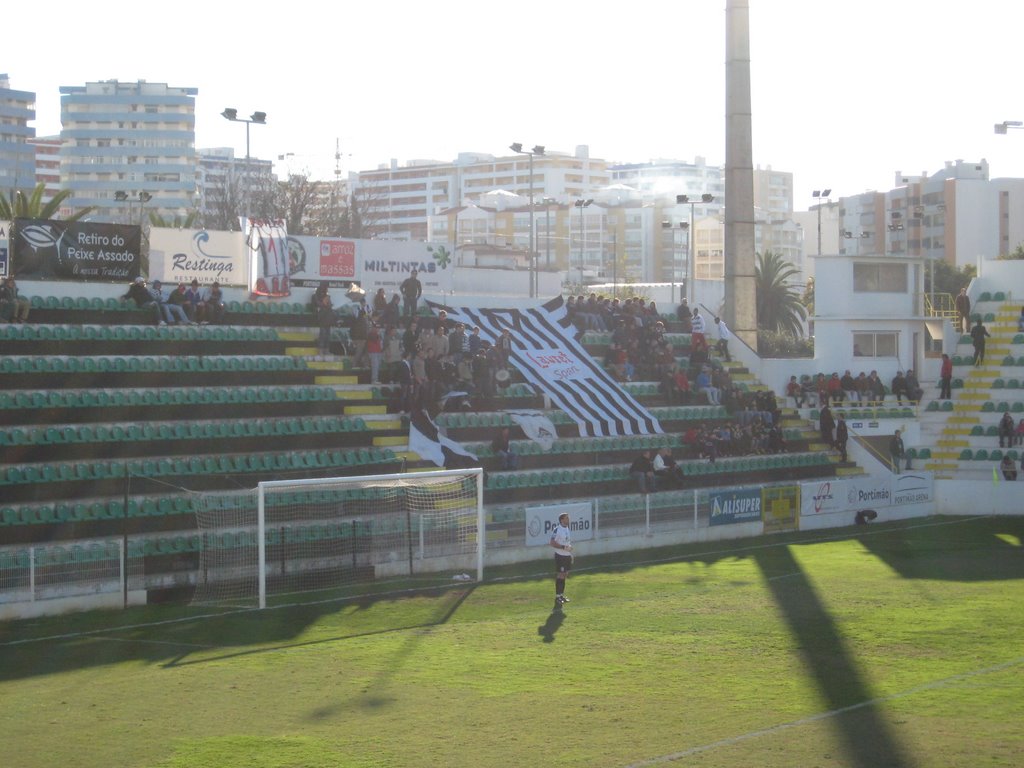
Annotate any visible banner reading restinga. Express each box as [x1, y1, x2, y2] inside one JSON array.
[[12, 218, 141, 281]]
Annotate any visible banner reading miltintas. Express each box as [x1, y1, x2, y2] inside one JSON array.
[[12, 218, 141, 281]]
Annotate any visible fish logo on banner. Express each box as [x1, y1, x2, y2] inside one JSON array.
[[430, 296, 662, 438], [506, 410, 558, 451]]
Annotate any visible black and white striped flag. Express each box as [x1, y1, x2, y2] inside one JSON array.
[[429, 297, 662, 437], [409, 409, 478, 468]]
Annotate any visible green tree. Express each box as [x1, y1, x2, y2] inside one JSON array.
[[755, 250, 807, 336], [925, 260, 975, 296], [148, 210, 200, 229], [0, 182, 94, 221]]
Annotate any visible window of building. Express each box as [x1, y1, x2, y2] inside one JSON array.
[[853, 262, 907, 293], [852, 332, 898, 358]]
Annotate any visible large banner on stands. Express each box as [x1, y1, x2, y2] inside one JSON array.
[[11, 218, 141, 281], [148, 228, 246, 286], [287, 236, 454, 296], [435, 296, 661, 437], [0, 220, 9, 277], [245, 218, 290, 297]]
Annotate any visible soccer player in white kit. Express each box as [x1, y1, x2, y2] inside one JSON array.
[[550, 512, 573, 608]]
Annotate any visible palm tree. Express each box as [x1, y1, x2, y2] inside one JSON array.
[[755, 250, 807, 336], [0, 182, 94, 222]]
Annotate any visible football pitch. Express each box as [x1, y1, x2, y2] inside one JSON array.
[[2, 515, 1022, 768]]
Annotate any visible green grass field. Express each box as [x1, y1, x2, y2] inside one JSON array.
[[2, 515, 1022, 768]]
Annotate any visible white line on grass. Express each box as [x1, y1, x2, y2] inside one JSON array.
[[623, 654, 1024, 767], [0, 515, 996, 649]]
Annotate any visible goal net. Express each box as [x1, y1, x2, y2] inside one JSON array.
[[191, 468, 484, 609]]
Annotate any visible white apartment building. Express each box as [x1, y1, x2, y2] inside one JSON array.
[[836, 159, 1024, 272], [59, 80, 198, 222], [0, 74, 36, 196], [356, 146, 610, 241], [197, 147, 275, 229]]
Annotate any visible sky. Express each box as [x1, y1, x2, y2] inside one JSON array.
[[7, 0, 1024, 207]]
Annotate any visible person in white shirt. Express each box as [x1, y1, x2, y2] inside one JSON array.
[[713, 316, 732, 362], [652, 447, 684, 487], [549, 513, 574, 608]]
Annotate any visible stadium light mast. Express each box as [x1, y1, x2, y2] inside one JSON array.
[[510, 143, 545, 298]]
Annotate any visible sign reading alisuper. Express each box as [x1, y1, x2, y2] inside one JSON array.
[[12, 218, 141, 281], [709, 489, 762, 526]]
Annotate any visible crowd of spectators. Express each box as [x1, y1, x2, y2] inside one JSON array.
[[785, 369, 923, 409], [121, 277, 226, 326]]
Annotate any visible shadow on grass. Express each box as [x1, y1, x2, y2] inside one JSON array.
[[753, 545, 917, 768], [537, 608, 565, 643], [0, 583, 476, 683]]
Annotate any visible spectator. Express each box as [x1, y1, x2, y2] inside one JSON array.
[[0, 277, 30, 322], [400, 269, 422, 317], [122, 277, 163, 325], [366, 322, 383, 384], [819, 402, 835, 448], [826, 372, 844, 405], [491, 427, 519, 470], [167, 282, 197, 324], [1000, 454, 1018, 481], [662, 364, 691, 405], [314, 286, 335, 355], [998, 410, 1015, 448], [889, 429, 908, 474], [955, 287, 971, 334], [652, 447, 684, 487], [495, 327, 514, 369], [905, 370, 923, 403], [713, 316, 732, 362], [971, 318, 991, 366], [349, 308, 370, 366], [891, 371, 908, 404], [939, 353, 953, 400], [800, 374, 818, 407], [1015, 418, 1024, 447], [690, 309, 707, 353], [786, 375, 806, 408], [835, 414, 849, 462], [184, 279, 206, 323], [382, 294, 401, 327], [448, 322, 466, 363], [696, 366, 720, 405], [402, 320, 419, 357], [468, 326, 482, 355], [394, 350, 414, 413], [150, 280, 189, 325], [675, 299, 692, 332], [1017, 307, 1024, 333], [371, 288, 388, 320], [866, 371, 886, 404], [840, 370, 859, 402], [629, 450, 657, 494], [203, 281, 227, 324], [382, 326, 403, 383]]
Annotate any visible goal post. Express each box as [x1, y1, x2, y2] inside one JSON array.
[[192, 468, 485, 609]]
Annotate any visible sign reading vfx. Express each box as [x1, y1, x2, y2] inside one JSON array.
[[525, 501, 593, 547], [434, 296, 661, 437], [148, 228, 246, 286], [12, 218, 141, 281], [800, 473, 932, 519], [709, 489, 762, 526]]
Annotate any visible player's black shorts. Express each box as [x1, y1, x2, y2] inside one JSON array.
[[555, 553, 573, 574]]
